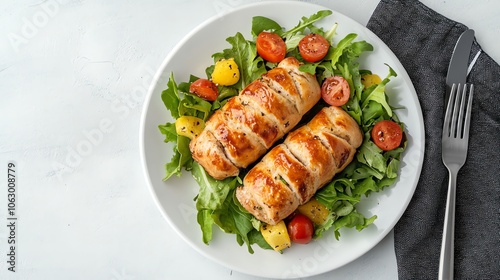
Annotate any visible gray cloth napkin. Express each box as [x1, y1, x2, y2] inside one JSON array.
[[366, 0, 500, 279]]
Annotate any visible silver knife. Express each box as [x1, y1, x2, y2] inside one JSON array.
[[445, 29, 475, 103]]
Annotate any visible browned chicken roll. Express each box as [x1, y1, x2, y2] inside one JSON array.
[[236, 106, 363, 225], [189, 57, 321, 180]]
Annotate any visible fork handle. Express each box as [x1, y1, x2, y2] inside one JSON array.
[[439, 168, 458, 280]]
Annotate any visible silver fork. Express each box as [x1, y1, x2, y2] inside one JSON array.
[[439, 83, 474, 280]]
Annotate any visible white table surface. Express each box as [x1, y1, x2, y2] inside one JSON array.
[[1, 0, 498, 279]]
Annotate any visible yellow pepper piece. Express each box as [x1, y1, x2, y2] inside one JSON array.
[[361, 73, 382, 89], [211, 58, 240, 86], [175, 116, 205, 139], [260, 221, 291, 251], [297, 198, 329, 225]]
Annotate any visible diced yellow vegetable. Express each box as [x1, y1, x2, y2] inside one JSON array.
[[297, 198, 329, 225], [260, 221, 291, 251], [211, 58, 240, 86], [361, 73, 382, 88], [175, 116, 205, 139]]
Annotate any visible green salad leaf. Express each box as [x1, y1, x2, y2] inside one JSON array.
[[161, 72, 181, 119], [361, 65, 397, 119], [192, 162, 267, 252], [282, 10, 333, 41], [251, 16, 283, 37]]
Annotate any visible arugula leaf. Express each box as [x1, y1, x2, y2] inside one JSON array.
[[361, 101, 386, 128], [315, 180, 361, 208], [193, 162, 236, 210], [213, 190, 257, 253], [158, 122, 176, 143], [193, 161, 236, 244], [357, 133, 387, 174], [351, 177, 380, 196], [345, 95, 362, 125], [197, 209, 214, 244], [333, 201, 354, 216], [161, 135, 192, 181], [251, 16, 283, 37], [248, 228, 272, 250], [163, 150, 181, 181], [324, 22, 338, 42], [192, 162, 267, 252], [285, 33, 306, 53], [282, 10, 333, 40], [333, 212, 377, 240], [361, 64, 397, 117], [324, 33, 357, 67], [352, 165, 384, 181], [337, 38, 373, 100], [161, 72, 180, 119], [158, 120, 181, 181]]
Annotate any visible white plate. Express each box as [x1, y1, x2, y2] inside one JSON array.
[[140, 1, 424, 278]]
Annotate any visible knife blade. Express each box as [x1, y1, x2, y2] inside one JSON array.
[[445, 29, 475, 103]]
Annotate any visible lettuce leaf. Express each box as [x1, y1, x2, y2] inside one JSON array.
[[251, 16, 283, 37], [192, 162, 267, 252], [361, 65, 397, 118], [282, 10, 333, 41], [161, 72, 180, 119]]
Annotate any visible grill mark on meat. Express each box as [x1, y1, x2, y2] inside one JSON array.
[[306, 117, 355, 172], [202, 130, 239, 174], [240, 80, 300, 129], [211, 115, 265, 168], [318, 132, 353, 171], [238, 94, 287, 137], [287, 70, 312, 102], [286, 127, 335, 173], [260, 68, 301, 113], [241, 165, 299, 224], [221, 96, 279, 149], [269, 145, 316, 204], [311, 108, 363, 148]]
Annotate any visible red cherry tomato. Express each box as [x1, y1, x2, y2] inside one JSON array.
[[287, 213, 314, 244], [371, 120, 403, 151], [321, 76, 350, 106], [189, 78, 218, 101], [298, 33, 330, 62], [256, 31, 287, 63]]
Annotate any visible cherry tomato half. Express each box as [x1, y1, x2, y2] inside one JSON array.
[[287, 213, 314, 244], [189, 78, 218, 101], [256, 31, 287, 63], [298, 33, 330, 62], [321, 76, 350, 106], [371, 120, 403, 151]]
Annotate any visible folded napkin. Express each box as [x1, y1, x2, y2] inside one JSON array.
[[367, 0, 500, 279]]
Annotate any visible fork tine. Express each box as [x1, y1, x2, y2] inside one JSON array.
[[456, 84, 467, 137], [443, 83, 457, 137], [462, 84, 474, 140], [450, 83, 463, 138]]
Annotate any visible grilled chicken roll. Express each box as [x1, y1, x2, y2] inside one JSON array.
[[236, 106, 363, 225], [189, 57, 321, 180]]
